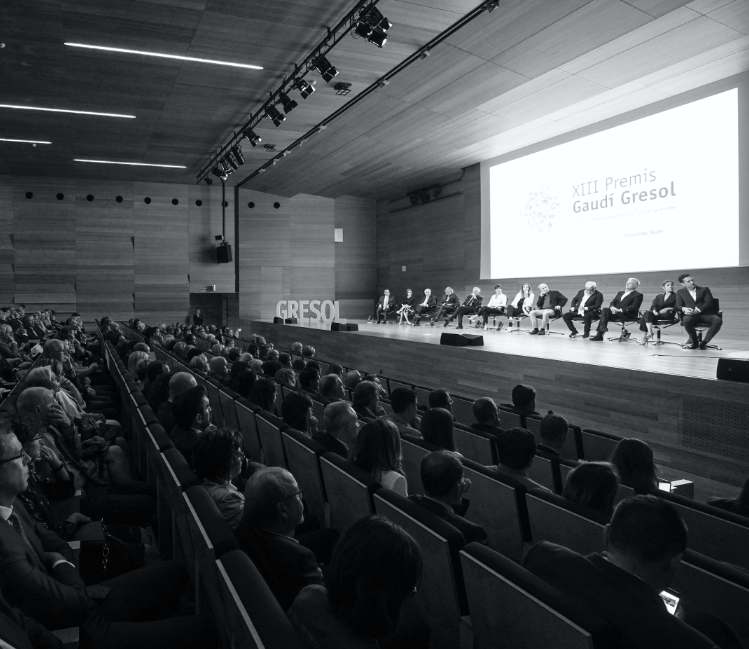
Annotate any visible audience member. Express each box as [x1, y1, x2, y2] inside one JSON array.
[[234, 370, 257, 400], [170, 385, 212, 466], [707, 477, 749, 518], [189, 354, 208, 372], [563, 462, 620, 518], [291, 342, 303, 355], [420, 408, 457, 452], [352, 380, 383, 420], [283, 392, 318, 435], [248, 378, 277, 414], [292, 358, 307, 372], [388, 387, 420, 436], [610, 438, 659, 494], [207, 356, 229, 384], [156, 372, 196, 432], [350, 418, 407, 496], [319, 374, 345, 405], [343, 370, 362, 391], [506, 384, 538, 416], [299, 366, 321, 398], [537, 413, 569, 457], [279, 352, 293, 368], [428, 389, 452, 413], [488, 427, 549, 491], [471, 398, 503, 437], [302, 345, 315, 358], [275, 367, 297, 389], [326, 363, 343, 378], [316, 402, 358, 458]]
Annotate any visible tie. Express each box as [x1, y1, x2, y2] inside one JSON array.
[[8, 511, 37, 557]]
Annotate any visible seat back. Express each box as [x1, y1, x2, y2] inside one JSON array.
[[205, 379, 224, 427], [311, 399, 326, 432], [453, 425, 498, 465], [401, 435, 442, 496], [526, 455, 558, 493], [413, 385, 432, 409], [374, 490, 467, 649], [274, 384, 284, 418], [525, 416, 581, 461], [235, 398, 262, 463], [526, 489, 607, 556], [256, 412, 288, 468], [461, 460, 530, 561], [451, 395, 475, 426], [461, 543, 605, 649], [387, 378, 413, 397], [579, 429, 621, 462], [614, 483, 635, 505], [319, 453, 381, 533], [498, 408, 524, 430], [281, 428, 327, 528], [219, 388, 240, 430]]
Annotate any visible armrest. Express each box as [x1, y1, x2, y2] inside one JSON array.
[[67, 540, 81, 568], [52, 627, 80, 646]]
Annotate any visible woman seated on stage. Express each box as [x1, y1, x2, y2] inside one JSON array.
[[479, 284, 508, 331], [507, 283, 535, 319], [638, 279, 677, 345], [396, 288, 416, 325], [350, 418, 407, 496], [609, 438, 660, 494]]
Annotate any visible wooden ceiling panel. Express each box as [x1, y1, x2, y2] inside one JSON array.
[[626, 0, 696, 17], [707, 0, 749, 34], [686, 0, 734, 13], [648, 45, 749, 94]]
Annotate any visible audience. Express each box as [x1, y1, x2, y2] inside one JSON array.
[[388, 388, 420, 436], [427, 389, 452, 413], [562, 462, 620, 518], [156, 372, 196, 432], [315, 401, 358, 458], [610, 438, 660, 494], [470, 397, 503, 437], [234, 370, 257, 400], [299, 366, 321, 398], [326, 362, 343, 378], [282, 391, 318, 435], [488, 427, 549, 491], [350, 418, 407, 496], [352, 380, 383, 420], [274, 367, 297, 388], [189, 354, 208, 372], [419, 407, 457, 452], [506, 384, 538, 416], [248, 378, 277, 414], [207, 356, 229, 384], [170, 385, 213, 467], [537, 413, 569, 457], [343, 370, 362, 391], [319, 373, 345, 405]]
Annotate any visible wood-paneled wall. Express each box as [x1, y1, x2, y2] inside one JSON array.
[[377, 165, 749, 347]]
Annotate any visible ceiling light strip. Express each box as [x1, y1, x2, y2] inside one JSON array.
[[64, 43, 263, 70], [0, 104, 135, 118], [0, 138, 51, 144], [74, 159, 186, 168]]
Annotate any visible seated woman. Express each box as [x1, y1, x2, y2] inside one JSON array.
[[610, 438, 660, 494], [420, 407, 459, 454], [275, 367, 297, 389], [396, 289, 416, 325], [249, 377, 278, 414], [638, 279, 677, 345], [350, 418, 407, 496], [506, 283, 535, 320], [562, 462, 620, 518], [283, 391, 318, 435], [289, 515, 425, 649], [189, 354, 209, 373], [479, 284, 508, 331], [194, 428, 247, 529]]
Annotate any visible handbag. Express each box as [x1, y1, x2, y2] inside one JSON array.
[[79, 519, 146, 583]]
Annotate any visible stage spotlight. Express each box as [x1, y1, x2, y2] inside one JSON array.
[[355, 6, 392, 48], [295, 79, 315, 99], [313, 56, 338, 83], [243, 128, 262, 147], [369, 30, 387, 47], [224, 153, 239, 171], [211, 164, 228, 181], [204, 177, 213, 185], [266, 105, 286, 126], [279, 93, 298, 114], [486, 0, 499, 12], [230, 144, 245, 165], [334, 82, 352, 96]]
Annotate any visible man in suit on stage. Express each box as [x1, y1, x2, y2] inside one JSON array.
[[675, 273, 723, 350], [528, 284, 567, 335], [413, 288, 437, 326], [562, 281, 603, 338], [409, 451, 488, 545], [445, 287, 483, 328], [430, 287, 461, 325], [590, 278, 643, 341], [374, 289, 395, 324]]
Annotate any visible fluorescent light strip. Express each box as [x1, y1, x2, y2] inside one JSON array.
[[0, 104, 135, 118], [74, 159, 186, 168], [65, 42, 263, 70], [0, 138, 51, 144]]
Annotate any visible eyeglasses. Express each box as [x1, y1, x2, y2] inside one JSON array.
[[0, 450, 31, 465], [278, 490, 304, 503]]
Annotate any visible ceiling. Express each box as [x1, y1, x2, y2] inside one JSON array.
[[2, 0, 749, 200]]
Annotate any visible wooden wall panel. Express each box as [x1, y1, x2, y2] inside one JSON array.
[[0, 177, 15, 305], [335, 196, 377, 317]]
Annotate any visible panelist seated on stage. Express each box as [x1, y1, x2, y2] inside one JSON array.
[[506, 283, 535, 320], [562, 281, 604, 338], [373, 289, 396, 324], [413, 289, 437, 326], [445, 287, 483, 329], [479, 285, 508, 331], [675, 273, 723, 350], [528, 284, 567, 335], [396, 288, 416, 325], [638, 280, 677, 345], [429, 288, 461, 325], [590, 278, 644, 342]]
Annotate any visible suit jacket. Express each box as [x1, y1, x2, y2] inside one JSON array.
[[675, 286, 717, 315], [170, 424, 201, 467], [524, 542, 717, 649], [0, 592, 62, 649], [408, 495, 488, 545], [235, 519, 324, 611], [536, 290, 567, 310], [460, 294, 483, 309], [156, 400, 175, 433], [648, 292, 677, 313], [609, 290, 643, 314], [0, 500, 90, 630], [400, 295, 416, 308], [440, 293, 460, 308], [312, 432, 348, 458], [416, 295, 437, 308], [376, 295, 395, 311], [569, 290, 603, 313]]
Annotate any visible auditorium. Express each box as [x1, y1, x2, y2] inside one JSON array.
[[2, 0, 749, 647]]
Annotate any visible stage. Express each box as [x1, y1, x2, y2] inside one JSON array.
[[245, 317, 749, 497]]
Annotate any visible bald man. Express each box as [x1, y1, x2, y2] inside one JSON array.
[[590, 278, 643, 342], [562, 281, 604, 339], [156, 372, 197, 432]]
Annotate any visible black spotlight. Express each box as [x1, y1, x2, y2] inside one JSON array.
[[355, 6, 391, 47], [266, 105, 286, 126], [296, 79, 315, 99], [211, 164, 228, 181], [243, 128, 262, 147], [204, 177, 213, 185], [313, 56, 338, 83], [486, 0, 499, 12], [230, 144, 245, 165], [279, 93, 298, 114], [224, 153, 239, 171]]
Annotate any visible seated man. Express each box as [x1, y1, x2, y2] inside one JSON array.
[[479, 285, 508, 331], [301, 345, 315, 359], [387, 387, 421, 436], [590, 278, 643, 342], [562, 281, 603, 339], [157, 372, 197, 432], [675, 273, 723, 350], [445, 287, 483, 329], [428, 389, 453, 414], [413, 288, 437, 326], [318, 373, 345, 405], [486, 427, 550, 492], [261, 349, 283, 377], [298, 366, 321, 399], [352, 380, 385, 420], [207, 356, 229, 384], [429, 287, 460, 325], [524, 495, 718, 649], [528, 284, 567, 335], [290, 341, 303, 356], [536, 413, 569, 458], [374, 289, 395, 324], [315, 401, 359, 458], [471, 397, 503, 437], [343, 370, 362, 391], [502, 384, 539, 417], [409, 451, 488, 545], [170, 385, 213, 467], [235, 467, 325, 611]]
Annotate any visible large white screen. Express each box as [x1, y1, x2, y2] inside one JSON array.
[[487, 89, 739, 278]]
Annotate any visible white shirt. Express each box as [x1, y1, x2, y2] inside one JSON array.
[[421, 295, 430, 307], [383, 295, 389, 308], [487, 293, 507, 308], [578, 292, 591, 315], [688, 288, 697, 301]]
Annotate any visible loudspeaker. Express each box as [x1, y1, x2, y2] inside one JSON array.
[[440, 333, 484, 347], [285, 318, 298, 324], [216, 244, 233, 264], [331, 323, 359, 332], [717, 358, 749, 382], [273, 317, 284, 324]]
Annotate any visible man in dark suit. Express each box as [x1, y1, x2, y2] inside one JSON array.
[[236, 467, 326, 610], [470, 398, 503, 438], [374, 289, 395, 324], [413, 288, 438, 325], [675, 273, 723, 349], [524, 496, 717, 649], [562, 281, 604, 338], [429, 287, 461, 325], [409, 451, 488, 545], [445, 287, 484, 329], [157, 372, 197, 433], [0, 588, 63, 649], [315, 402, 359, 457], [528, 284, 567, 334], [170, 385, 213, 467], [590, 278, 644, 341]]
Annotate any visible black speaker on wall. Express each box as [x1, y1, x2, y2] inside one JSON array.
[[717, 358, 749, 383], [440, 333, 484, 347], [216, 243, 233, 264], [331, 323, 359, 332]]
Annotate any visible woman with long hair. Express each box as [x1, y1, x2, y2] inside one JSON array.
[[350, 418, 406, 496], [610, 438, 659, 494], [420, 407, 458, 453], [507, 283, 535, 320], [249, 377, 277, 414], [562, 462, 620, 518]]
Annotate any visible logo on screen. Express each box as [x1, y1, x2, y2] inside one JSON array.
[[522, 187, 559, 232]]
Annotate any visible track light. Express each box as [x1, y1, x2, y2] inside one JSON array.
[[486, 0, 499, 12], [295, 79, 316, 99], [279, 93, 298, 114], [420, 50, 430, 59], [243, 128, 262, 147], [230, 144, 245, 165], [224, 153, 239, 171], [313, 56, 338, 83], [266, 105, 286, 126], [334, 82, 352, 96], [204, 177, 213, 185], [211, 165, 228, 181], [355, 6, 392, 48]]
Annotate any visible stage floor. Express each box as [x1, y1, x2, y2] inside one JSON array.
[[278, 318, 748, 382]]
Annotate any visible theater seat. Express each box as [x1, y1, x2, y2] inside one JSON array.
[[579, 429, 622, 462], [450, 395, 475, 426], [219, 386, 241, 430], [184, 484, 239, 559], [281, 428, 328, 528], [319, 452, 381, 534], [525, 416, 583, 461], [235, 397, 262, 463], [256, 411, 289, 468], [205, 379, 225, 427], [401, 434, 442, 496], [453, 424, 499, 466]]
